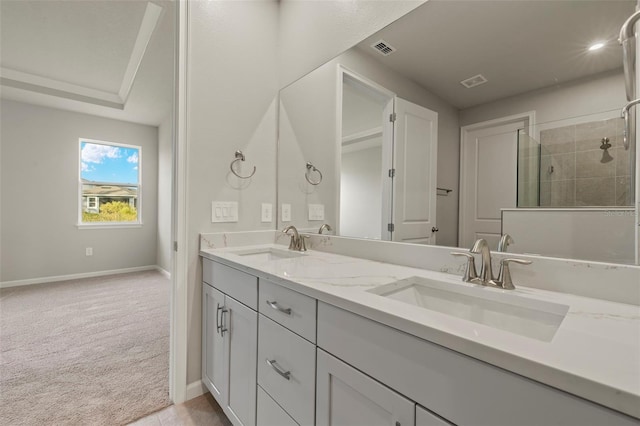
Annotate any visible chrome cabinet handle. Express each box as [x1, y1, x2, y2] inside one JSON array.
[[217, 303, 228, 335], [266, 300, 292, 315], [266, 359, 291, 380]]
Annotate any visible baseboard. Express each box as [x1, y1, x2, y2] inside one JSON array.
[[186, 380, 207, 400], [0, 265, 159, 289], [156, 266, 171, 279]]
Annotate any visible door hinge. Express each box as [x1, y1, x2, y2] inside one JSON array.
[[389, 112, 397, 122], [388, 168, 396, 178], [173, 241, 178, 252], [388, 223, 395, 232]]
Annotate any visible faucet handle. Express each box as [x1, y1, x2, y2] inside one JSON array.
[[496, 258, 532, 290], [451, 252, 478, 283], [300, 235, 310, 252]]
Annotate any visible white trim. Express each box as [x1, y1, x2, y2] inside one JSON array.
[[458, 111, 536, 247], [76, 223, 143, 229], [0, 265, 157, 289], [169, 0, 189, 405], [156, 266, 171, 279], [185, 380, 207, 401], [118, 2, 164, 103]]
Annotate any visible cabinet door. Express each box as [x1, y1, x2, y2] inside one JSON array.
[[224, 296, 258, 426], [202, 283, 227, 402], [316, 349, 415, 426]]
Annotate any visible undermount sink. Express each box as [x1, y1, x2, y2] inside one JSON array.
[[368, 277, 569, 342], [233, 247, 305, 262]]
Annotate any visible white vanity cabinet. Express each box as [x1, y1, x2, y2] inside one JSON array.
[[316, 349, 415, 426], [202, 260, 258, 426]]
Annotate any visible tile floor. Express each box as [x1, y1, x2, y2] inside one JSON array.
[[128, 393, 232, 426]]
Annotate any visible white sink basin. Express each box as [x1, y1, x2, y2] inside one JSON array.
[[369, 277, 569, 342], [233, 247, 305, 262]]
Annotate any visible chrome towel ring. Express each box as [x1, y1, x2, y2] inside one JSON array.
[[230, 150, 256, 179], [305, 162, 322, 185]]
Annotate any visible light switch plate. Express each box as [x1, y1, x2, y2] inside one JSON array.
[[212, 201, 238, 223], [308, 204, 325, 221], [261, 203, 273, 223], [281, 204, 292, 222]]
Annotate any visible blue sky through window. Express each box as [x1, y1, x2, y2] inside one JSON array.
[[80, 141, 139, 184]]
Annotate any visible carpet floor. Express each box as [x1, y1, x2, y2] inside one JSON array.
[[0, 270, 171, 425]]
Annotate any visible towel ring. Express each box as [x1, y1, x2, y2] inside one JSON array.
[[305, 162, 322, 185], [230, 150, 256, 179]]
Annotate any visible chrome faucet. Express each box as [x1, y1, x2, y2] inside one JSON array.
[[282, 226, 308, 252], [470, 238, 495, 285], [497, 234, 514, 252], [318, 224, 332, 234]]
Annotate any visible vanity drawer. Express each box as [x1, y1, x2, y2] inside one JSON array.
[[259, 278, 317, 342], [258, 314, 315, 426], [203, 259, 257, 310], [257, 385, 299, 426]]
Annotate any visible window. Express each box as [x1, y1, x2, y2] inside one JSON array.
[[79, 139, 142, 226]]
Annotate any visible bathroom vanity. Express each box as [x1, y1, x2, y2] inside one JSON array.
[[200, 232, 640, 426]]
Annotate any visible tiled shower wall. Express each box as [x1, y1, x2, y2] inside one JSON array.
[[539, 117, 633, 207]]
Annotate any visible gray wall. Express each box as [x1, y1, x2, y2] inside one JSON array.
[[1, 99, 158, 282], [157, 115, 172, 274]]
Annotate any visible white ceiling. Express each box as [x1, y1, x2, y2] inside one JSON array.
[[0, 0, 175, 126], [356, 0, 635, 109]]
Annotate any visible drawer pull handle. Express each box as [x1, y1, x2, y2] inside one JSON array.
[[266, 359, 291, 380], [266, 300, 292, 315]]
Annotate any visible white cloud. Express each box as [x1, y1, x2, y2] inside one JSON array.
[[133, 166, 138, 171], [81, 162, 95, 173], [127, 152, 139, 164], [82, 143, 121, 163]]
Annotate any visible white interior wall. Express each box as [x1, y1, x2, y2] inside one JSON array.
[[157, 115, 172, 275], [184, 0, 427, 386], [0, 99, 158, 283], [460, 70, 626, 127], [340, 144, 383, 239], [185, 1, 279, 385], [278, 47, 460, 246]]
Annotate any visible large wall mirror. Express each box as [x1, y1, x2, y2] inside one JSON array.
[[277, 0, 638, 265]]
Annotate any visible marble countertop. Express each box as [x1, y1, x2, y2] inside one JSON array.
[[200, 243, 640, 419]]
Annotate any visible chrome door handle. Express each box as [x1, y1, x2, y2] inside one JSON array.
[[265, 359, 291, 380], [266, 300, 292, 315], [216, 303, 223, 334]]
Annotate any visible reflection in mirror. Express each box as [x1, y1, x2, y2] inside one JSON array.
[[277, 0, 638, 264]]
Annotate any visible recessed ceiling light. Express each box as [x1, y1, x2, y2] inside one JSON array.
[[588, 42, 605, 51]]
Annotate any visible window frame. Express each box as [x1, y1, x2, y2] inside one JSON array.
[[77, 138, 143, 228]]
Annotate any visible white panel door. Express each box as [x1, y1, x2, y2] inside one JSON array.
[[225, 296, 258, 426], [392, 98, 438, 244], [316, 349, 415, 426], [460, 120, 523, 250], [201, 284, 227, 403]]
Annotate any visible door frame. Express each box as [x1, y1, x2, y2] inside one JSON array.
[[458, 111, 535, 248], [170, 0, 189, 404], [335, 65, 395, 239]]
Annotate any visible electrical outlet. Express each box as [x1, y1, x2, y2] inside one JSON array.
[[85, 247, 93, 256], [261, 203, 273, 223], [212, 201, 239, 223], [281, 204, 292, 222]]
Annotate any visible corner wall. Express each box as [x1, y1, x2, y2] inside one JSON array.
[[0, 100, 158, 283]]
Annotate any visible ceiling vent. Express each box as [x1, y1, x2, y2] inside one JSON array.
[[460, 74, 488, 88], [371, 40, 397, 56]]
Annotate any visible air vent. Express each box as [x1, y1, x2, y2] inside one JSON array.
[[371, 40, 396, 56], [460, 74, 488, 88]]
